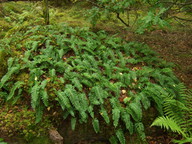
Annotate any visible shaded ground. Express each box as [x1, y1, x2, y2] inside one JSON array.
[[122, 28, 192, 88]]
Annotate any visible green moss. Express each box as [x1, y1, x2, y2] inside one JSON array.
[[0, 105, 52, 141], [0, 49, 9, 78]]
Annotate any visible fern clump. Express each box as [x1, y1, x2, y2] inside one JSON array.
[[0, 24, 181, 143], [151, 84, 192, 144]]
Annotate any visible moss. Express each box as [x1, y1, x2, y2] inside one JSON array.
[[0, 49, 9, 78], [0, 104, 52, 141]]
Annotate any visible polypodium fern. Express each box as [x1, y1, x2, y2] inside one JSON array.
[[7, 81, 24, 101], [0, 24, 183, 143], [31, 82, 40, 109], [92, 118, 100, 134], [116, 128, 126, 144]]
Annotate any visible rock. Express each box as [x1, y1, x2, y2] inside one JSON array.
[[49, 129, 63, 144]]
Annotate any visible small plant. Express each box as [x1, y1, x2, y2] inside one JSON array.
[[0, 24, 181, 143], [151, 84, 192, 144]]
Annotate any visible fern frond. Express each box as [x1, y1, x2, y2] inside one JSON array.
[[129, 102, 142, 122], [56, 90, 71, 110], [92, 118, 100, 133], [0, 66, 20, 88], [100, 107, 110, 124], [135, 122, 145, 140], [151, 116, 187, 138], [35, 104, 43, 123], [109, 135, 118, 144], [116, 129, 125, 144], [121, 109, 133, 134], [112, 108, 120, 127], [40, 80, 48, 106], [7, 81, 24, 101], [31, 82, 40, 109], [71, 117, 77, 131]]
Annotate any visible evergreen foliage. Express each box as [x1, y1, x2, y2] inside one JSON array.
[[151, 84, 192, 144], [0, 24, 181, 143]]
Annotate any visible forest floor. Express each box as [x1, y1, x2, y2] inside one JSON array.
[[0, 1, 192, 144]]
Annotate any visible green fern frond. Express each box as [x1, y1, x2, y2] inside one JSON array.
[[7, 81, 24, 101], [0, 66, 20, 88], [129, 102, 142, 122], [72, 78, 83, 91], [112, 108, 120, 127], [116, 129, 125, 144], [151, 116, 187, 138], [135, 122, 145, 140], [64, 85, 81, 110], [31, 82, 40, 109], [40, 80, 48, 106], [56, 90, 71, 110], [100, 107, 110, 124], [92, 118, 100, 133], [109, 135, 118, 144], [35, 104, 43, 123], [71, 117, 77, 131], [121, 109, 133, 134]]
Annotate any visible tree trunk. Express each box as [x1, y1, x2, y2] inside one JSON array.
[[43, 0, 49, 25]]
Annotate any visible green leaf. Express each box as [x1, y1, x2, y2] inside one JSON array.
[[92, 118, 100, 133], [0, 66, 20, 88], [7, 81, 24, 101], [100, 107, 110, 124], [129, 102, 142, 121], [116, 129, 125, 144], [71, 117, 77, 131], [31, 82, 40, 109], [35, 105, 43, 123], [112, 108, 120, 127], [109, 135, 118, 144]]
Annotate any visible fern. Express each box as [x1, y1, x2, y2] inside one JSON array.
[[112, 108, 121, 127], [71, 117, 77, 131], [31, 82, 40, 109], [0, 66, 20, 88], [151, 84, 192, 143], [129, 102, 142, 122], [116, 129, 125, 144], [0, 24, 183, 143], [152, 116, 186, 137], [100, 106, 110, 124], [92, 118, 100, 133], [35, 104, 43, 124], [56, 90, 72, 110], [109, 135, 118, 144], [135, 122, 146, 140], [40, 80, 49, 107], [7, 81, 24, 101], [121, 109, 133, 134]]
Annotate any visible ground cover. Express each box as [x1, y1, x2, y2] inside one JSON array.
[[0, 1, 191, 144]]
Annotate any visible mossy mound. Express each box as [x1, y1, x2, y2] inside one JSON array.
[[0, 24, 181, 143]]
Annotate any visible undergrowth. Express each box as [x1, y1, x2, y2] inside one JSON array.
[[0, 23, 182, 143], [151, 84, 192, 144]]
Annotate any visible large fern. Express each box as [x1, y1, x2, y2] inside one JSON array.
[[151, 84, 192, 143]]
